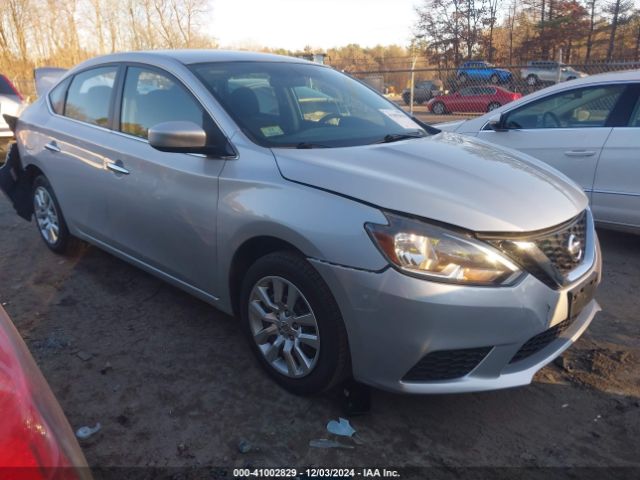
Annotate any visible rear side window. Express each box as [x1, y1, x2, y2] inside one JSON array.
[[120, 66, 209, 139], [49, 78, 71, 115], [65, 66, 117, 127]]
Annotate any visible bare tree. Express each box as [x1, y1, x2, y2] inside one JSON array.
[[605, 0, 633, 60], [585, 0, 598, 61], [485, 0, 502, 61]]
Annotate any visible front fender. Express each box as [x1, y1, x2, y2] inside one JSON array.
[[215, 143, 388, 313]]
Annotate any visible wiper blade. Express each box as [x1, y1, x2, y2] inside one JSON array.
[[295, 142, 330, 149], [377, 131, 426, 144]]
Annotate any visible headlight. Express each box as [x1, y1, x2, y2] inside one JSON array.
[[365, 213, 523, 286]]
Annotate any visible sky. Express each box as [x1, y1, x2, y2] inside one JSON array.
[[209, 0, 422, 51]]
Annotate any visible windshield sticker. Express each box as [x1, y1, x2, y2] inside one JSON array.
[[379, 109, 420, 129], [260, 125, 284, 137]]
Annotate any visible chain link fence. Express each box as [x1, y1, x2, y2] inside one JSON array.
[[4, 59, 639, 114], [349, 61, 640, 119]]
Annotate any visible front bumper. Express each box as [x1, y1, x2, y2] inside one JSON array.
[[310, 240, 601, 394]]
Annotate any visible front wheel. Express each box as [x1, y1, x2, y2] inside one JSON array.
[[487, 102, 501, 112], [431, 101, 446, 115], [240, 251, 350, 395], [526, 74, 538, 86], [490, 74, 500, 84], [32, 175, 76, 254]]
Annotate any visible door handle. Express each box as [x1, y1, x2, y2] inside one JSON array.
[[564, 150, 596, 157], [44, 141, 61, 153], [106, 161, 130, 175]]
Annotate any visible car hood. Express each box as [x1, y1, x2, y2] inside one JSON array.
[[272, 132, 587, 233], [433, 120, 466, 132]]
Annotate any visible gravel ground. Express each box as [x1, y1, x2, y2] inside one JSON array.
[[1, 188, 639, 473]]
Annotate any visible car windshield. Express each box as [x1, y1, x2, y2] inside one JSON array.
[[189, 61, 427, 148]]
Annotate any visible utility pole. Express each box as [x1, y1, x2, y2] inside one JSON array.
[[556, 47, 563, 83], [409, 34, 425, 116]]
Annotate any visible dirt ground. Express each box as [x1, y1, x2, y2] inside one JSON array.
[[1, 138, 639, 475]]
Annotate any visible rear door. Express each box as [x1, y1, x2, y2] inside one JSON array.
[[591, 84, 640, 229], [37, 65, 120, 240], [104, 64, 227, 295], [477, 83, 626, 193]]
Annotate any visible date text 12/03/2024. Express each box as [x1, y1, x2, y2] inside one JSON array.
[[232, 468, 401, 478]]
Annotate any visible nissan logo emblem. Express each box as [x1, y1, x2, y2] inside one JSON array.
[[567, 234, 583, 261]]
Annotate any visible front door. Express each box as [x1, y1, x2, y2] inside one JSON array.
[[104, 65, 226, 296], [477, 84, 627, 193]]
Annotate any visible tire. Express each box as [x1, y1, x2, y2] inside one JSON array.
[[526, 74, 538, 86], [431, 101, 446, 115], [32, 175, 77, 254], [458, 73, 468, 83], [402, 94, 411, 105], [490, 73, 500, 84], [567, 76, 576, 81], [416, 98, 425, 105], [487, 102, 501, 112], [240, 251, 350, 395]]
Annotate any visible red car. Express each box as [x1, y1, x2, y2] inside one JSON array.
[[427, 86, 522, 114], [0, 305, 91, 479]]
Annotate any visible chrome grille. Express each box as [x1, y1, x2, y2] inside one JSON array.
[[532, 211, 587, 276], [481, 210, 592, 289]]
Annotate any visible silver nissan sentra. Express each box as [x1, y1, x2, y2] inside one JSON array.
[[3, 50, 601, 395]]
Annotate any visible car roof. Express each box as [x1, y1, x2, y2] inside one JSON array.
[[76, 49, 313, 67]]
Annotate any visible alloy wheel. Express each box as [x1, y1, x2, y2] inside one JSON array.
[[34, 186, 60, 245], [248, 276, 320, 378]]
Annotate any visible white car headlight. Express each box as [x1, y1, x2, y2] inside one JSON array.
[[366, 213, 523, 286]]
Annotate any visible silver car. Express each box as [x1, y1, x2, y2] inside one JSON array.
[[521, 61, 588, 86], [3, 51, 601, 395]]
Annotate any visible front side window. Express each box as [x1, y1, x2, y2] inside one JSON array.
[[65, 67, 117, 127], [504, 85, 625, 129], [190, 61, 426, 148], [120, 67, 208, 139]]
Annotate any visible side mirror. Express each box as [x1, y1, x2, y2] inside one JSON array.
[[148, 121, 208, 153], [487, 113, 508, 132]]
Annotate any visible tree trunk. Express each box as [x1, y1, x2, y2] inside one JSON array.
[[508, 1, 516, 64], [607, 0, 621, 61], [585, 0, 596, 62]]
